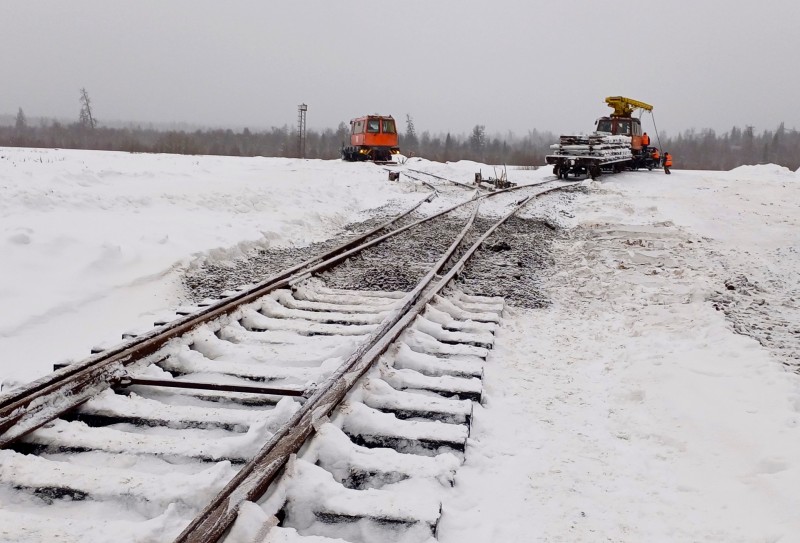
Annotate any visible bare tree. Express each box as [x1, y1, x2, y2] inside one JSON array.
[[79, 88, 97, 129]]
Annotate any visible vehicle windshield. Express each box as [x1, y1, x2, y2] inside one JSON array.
[[382, 119, 396, 134], [596, 119, 613, 133], [367, 119, 380, 133], [617, 121, 631, 135]]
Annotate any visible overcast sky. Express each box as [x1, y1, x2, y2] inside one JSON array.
[[2, 1, 799, 138]]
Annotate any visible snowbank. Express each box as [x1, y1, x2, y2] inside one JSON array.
[[725, 163, 798, 181]]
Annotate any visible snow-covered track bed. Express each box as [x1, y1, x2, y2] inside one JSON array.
[[0, 182, 574, 542], [257, 291, 502, 543]]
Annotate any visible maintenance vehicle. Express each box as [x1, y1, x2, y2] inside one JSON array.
[[341, 115, 400, 164], [546, 96, 661, 179]]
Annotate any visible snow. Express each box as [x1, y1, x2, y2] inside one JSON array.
[[266, 457, 440, 543], [439, 166, 800, 542], [2, 147, 800, 541], [0, 147, 421, 385]]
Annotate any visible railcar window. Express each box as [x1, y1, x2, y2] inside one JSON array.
[[617, 121, 631, 135], [367, 120, 380, 133], [352, 120, 364, 134], [382, 119, 396, 134]]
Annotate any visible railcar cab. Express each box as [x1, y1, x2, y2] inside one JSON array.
[[342, 115, 400, 162], [595, 116, 644, 150]]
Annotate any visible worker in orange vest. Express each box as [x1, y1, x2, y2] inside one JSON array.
[[641, 132, 650, 153], [663, 152, 673, 174], [650, 148, 660, 166]]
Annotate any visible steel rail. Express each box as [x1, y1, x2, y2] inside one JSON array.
[[0, 178, 568, 447], [173, 197, 483, 543], [174, 182, 578, 542], [405, 167, 479, 190]]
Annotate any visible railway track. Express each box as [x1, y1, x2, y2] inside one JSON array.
[[0, 177, 577, 542], [398, 168, 478, 192]]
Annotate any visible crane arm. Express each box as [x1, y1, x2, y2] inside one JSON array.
[[605, 96, 653, 117]]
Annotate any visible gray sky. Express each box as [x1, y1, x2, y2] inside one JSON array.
[[3, 1, 799, 138]]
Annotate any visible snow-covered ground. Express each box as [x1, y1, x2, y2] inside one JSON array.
[[0, 148, 428, 385], [1, 147, 799, 541], [442, 167, 800, 542]]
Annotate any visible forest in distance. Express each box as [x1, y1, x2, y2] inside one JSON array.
[[2, 108, 799, 172]]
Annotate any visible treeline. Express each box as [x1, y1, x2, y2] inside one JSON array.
[[653, 124, 800, 171], [400, 124, 556, 165], [2, 110, 798, 171], [1, 112, 555, 165], [3, 112, 351, 159]]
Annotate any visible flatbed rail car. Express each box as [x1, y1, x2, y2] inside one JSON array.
[[546, 96, 661, 179], [341, 115, 400, 163]]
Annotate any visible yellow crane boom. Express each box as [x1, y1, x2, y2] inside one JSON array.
[[605, 96, 653, 117]]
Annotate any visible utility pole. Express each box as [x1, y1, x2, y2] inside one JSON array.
[[298, 103, 308, 159]]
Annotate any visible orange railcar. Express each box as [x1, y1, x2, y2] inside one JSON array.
[[341, 115, 400, 163]]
